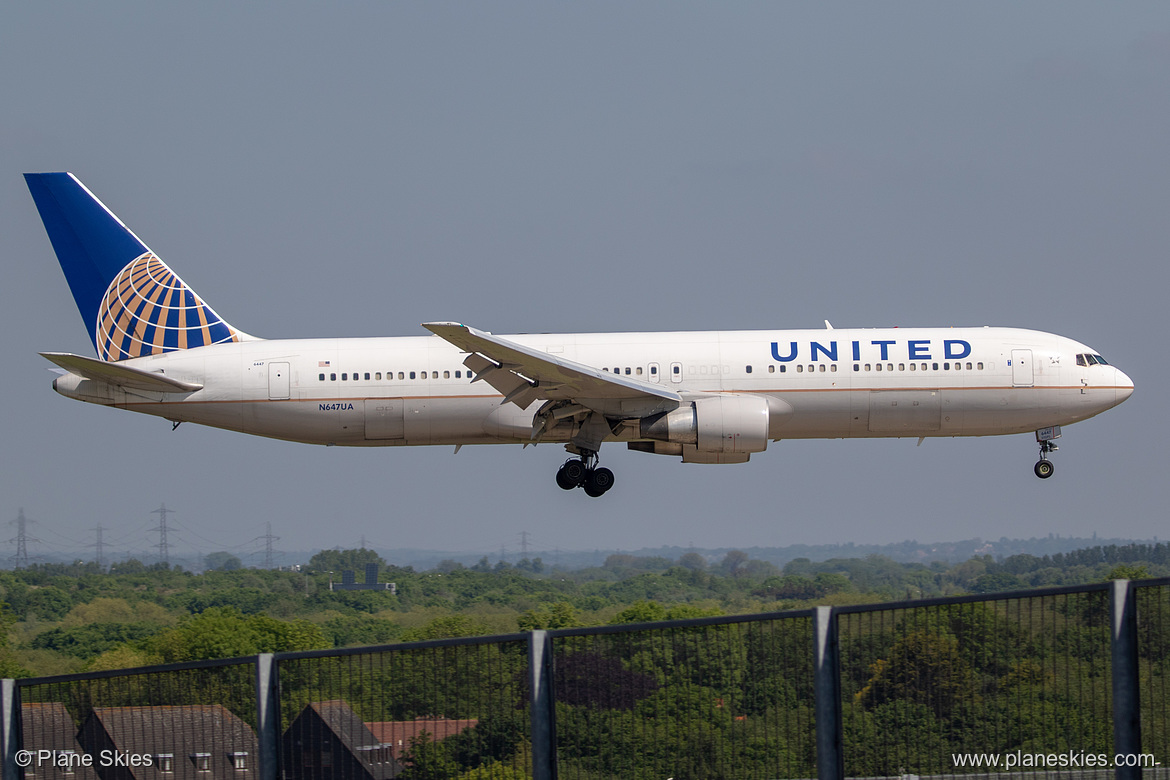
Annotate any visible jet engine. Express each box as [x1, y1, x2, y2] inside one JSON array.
[[639, 394, 770, 454]]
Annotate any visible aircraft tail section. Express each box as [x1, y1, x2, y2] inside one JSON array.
[[25, 172, 249, 362]]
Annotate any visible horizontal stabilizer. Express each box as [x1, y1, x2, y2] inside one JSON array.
[[40, 352, 202, 393]]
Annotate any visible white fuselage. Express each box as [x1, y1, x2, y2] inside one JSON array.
[[52, 326, 1133, 450]]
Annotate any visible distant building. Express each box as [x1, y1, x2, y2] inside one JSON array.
[[281, 701, 401, 780], [330, 562, 395, 593], [365, 718, 479, 763], [20, 702, 99, 779], [78, 704, 257, 779]]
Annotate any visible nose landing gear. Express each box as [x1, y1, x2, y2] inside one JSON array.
[[555, 450, 615, 497], [1033, 426, 1060, 479]]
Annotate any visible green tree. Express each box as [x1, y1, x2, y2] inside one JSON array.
[[307, 548, 387, 572], [204, 551, 243, 571]]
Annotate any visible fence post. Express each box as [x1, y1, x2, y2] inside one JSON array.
[[814, 606, 843, 780], [529, 630, 556, 780], [1110, 580, 1141, 780], [255, 654, 280, 780], [1, 679, 16, 780]]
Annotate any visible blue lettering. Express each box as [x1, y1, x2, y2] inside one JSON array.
[[944, 339, 971, 360], [318, 403, 355, 411], [770, 341, 798, 362], [871, 340, 895, 360], [908, 340, 932, 360], [852, 341, 861, 361], [811, 341, 837, 362]]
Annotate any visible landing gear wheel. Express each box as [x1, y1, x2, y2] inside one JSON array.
[[1034, 460, 1054, 479], [556, 459, 588, 490], [584, 467, 615, 497]]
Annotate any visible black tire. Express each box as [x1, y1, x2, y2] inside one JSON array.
[[587, 467, 615, 494], [584, 482, 605, 498], [1034, 460, 1054, 479], [555, 465, 578, 490], [561, 459, 588, 486]]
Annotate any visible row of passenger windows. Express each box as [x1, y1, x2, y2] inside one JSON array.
[[318, 361, 987, 384], [318, 370, 473, 382], [745, 362, 985, 374]]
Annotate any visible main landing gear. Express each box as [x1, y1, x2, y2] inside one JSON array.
[[1033, 426, 1060, 479], [555, 451, 615, 498]]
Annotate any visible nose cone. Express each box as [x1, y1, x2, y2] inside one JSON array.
[[1115, 367, 1134, 405]]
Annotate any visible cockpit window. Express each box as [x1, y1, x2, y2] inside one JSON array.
[[1077, 353, 1110, 366]]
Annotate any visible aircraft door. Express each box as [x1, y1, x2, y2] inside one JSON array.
[[670, 362, 683, 383], [365, 399, 405, 440], [1011, 350, 1033, 387], [268, 362, 290, 399], [648, 362, 661, 383]]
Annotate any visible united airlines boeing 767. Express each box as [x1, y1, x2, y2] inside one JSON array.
[[26, 173, 1134, 497]]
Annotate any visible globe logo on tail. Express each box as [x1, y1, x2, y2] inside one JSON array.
[[96, 253, 240, 361]]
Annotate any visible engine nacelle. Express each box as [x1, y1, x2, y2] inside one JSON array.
[[640, 394, 770, 454]]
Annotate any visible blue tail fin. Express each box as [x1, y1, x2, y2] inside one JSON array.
[[25, 172, 246, 361]]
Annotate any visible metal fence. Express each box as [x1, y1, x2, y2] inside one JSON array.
[[2, 578, 1167, 780]]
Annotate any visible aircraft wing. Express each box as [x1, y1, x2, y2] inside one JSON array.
[[422, 322, 680, 413], [41, 352, 203, 393]]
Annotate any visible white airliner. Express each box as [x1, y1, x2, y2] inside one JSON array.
[[26, 173, 1134, 497]]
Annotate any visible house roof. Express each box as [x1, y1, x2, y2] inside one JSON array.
[[21, 703, 99, 779], [366, 719, 479, 760], [81, 704, 258, 779]]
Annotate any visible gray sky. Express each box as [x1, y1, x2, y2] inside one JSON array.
[[2, 3, 1167, 563]]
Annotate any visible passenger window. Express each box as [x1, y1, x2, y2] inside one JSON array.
[[944, 363, 950, 370], [455, 371, 461, 378], [398, 372, 405, 380], [375, 372, 382, 380], [898, 363, 905, 371], [876, 364, 882, 372], [966, 362, 972, 370], [330, 373, 337, 381], [853, 364, 860, 372], [909, 363, 916, 371], [780, 365, 786, 373], [444, 370, 451, 378], [887, 364, 893, 372], [830, 364, 838, 373], [364, 372, 370, 380], [797, 365, 804, 373], [342, 373, 348, 381], [650, 366, 658, 375], [615, 367, 621, 374], [768, 365, 775, 373], [746, 365, 753, 374], [636, 367, 643, 375], [977, 362, 983, 370], [818, 365, 826, 372], [318, 373, 325, 381], [625, 367, 631, 375], [410, 371, 416, 379], [865, 364, 871, 371], [932, 363, 938, 370], [921, 363, 927, 371]]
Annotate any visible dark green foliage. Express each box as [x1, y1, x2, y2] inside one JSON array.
[[30, 622, 163, 660]]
